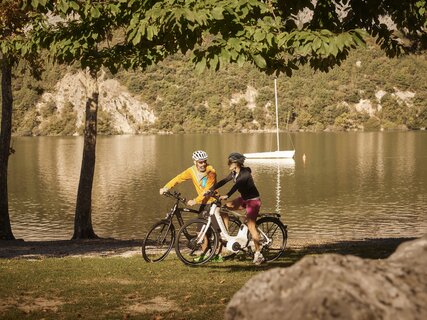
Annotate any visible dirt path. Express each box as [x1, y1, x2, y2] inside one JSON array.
[[0, 237, 416, 259]]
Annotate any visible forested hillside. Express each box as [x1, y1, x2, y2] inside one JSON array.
[[6, 40, 427, 135]]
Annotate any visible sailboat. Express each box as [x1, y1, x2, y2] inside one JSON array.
[[244, 78, 295, 159]]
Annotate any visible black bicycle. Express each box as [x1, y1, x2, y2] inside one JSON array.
[[142, 191, 241, 262]]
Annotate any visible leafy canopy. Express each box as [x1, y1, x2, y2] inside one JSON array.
[[24, 0, 427, 75]]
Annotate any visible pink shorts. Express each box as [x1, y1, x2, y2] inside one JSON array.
[[231, 197, 261, 219]]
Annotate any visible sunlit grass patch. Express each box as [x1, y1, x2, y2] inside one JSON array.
[[0, 237, 408, 319]]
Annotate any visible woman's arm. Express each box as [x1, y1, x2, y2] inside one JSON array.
[[210, 172, 233, 191], [226, 184, 239, 198]]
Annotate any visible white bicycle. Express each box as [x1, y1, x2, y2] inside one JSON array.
[[174, 194, 288, 266]]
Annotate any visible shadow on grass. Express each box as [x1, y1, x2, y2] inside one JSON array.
[[207, 237, 417, 272], [0, 238, 143, 259], [0, 237, 416, 262]]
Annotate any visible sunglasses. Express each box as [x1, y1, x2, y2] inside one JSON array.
[[197, 160, 207, 165]]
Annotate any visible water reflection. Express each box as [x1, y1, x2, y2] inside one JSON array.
[[8, 132, 427, 241], [92, 136, 158, 239], [244, 158, 295, 214]]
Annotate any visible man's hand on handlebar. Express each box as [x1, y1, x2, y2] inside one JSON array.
[[219, 195, 229, 201], [203, 189, 214, 197], [187, 199, 196, 206], [159, 187, 169, 195]]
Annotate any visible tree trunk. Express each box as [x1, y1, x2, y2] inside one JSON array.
[[72, 69, 99, 239], [0, 57, 15, 240]]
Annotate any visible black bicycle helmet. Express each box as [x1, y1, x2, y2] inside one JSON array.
[[228, 152, 245, 165]]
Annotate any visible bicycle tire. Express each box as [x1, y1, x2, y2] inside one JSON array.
[[175, 218, 218, 266], [256, 217, 287, 262], [142, 220, 175, 262]]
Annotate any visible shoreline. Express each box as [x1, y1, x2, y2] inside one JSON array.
[[0, 236, 417, 260], [11, 126, 426, 138]]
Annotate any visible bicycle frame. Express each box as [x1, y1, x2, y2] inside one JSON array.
[[195, 199, 272, 253], [163, 192, 199, 227]]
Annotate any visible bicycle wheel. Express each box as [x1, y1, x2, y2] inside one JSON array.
[[142, 220, 175, 262], [256, 217, 287, 262], [175, 218, 218, 266], [220, 216, 242, 260]]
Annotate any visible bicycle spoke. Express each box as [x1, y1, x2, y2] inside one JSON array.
[[142, 221, 175, 262], [257, 217, 287, 262], [175, 219, 218, 266]]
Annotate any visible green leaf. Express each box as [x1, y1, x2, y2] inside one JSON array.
[[252, 54, 266, 68], [210, 55, 219, 70], [229, 49, 239, 60], [211, 7, 224, 20], [228, 38, 242, 51], [237, 54, 245, 67], [58, 0, 69, 14], [132, 32, 141, 45], [241, 7, 249, 17], [253, 30, 265, 42], [194, 12, 208, 25], [147, 26, 157, 40], [300, 44, 311, 56], [195, 57, 206, 74], [21, 45, 28, 55], [185, 10, 196, 22], [109, 4, 119, 15], [312, 37, 322, 50], [69, 1, 79, 10], [335, 35, 345, 51], [91, 6, 101, 18], [266, 33, 273, 46], [329, 43, 338, 57], [219, 48, 231, 66], [352, 33, 365, 47]]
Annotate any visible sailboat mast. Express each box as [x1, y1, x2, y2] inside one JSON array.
[[274, 78, 280, 152]]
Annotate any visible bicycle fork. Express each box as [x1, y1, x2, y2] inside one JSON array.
[[195, 218, 212, 245]]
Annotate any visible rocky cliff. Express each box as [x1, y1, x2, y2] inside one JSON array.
[[33, 70, 156, 135]]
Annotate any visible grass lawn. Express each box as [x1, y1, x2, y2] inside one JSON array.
[[0, 237, 411, 320]]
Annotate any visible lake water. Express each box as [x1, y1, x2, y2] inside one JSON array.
[[8, 131, 427, 241]]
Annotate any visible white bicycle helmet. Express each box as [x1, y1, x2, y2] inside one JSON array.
[[192, 150, 208, 161]]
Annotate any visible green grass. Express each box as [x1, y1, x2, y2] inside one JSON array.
[[0, 237, 411, 320], [0, 256, 291, 320]]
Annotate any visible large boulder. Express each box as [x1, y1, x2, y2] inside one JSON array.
[[225, 236, 427, 320]]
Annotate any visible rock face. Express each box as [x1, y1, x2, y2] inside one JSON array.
[[230, 86, 258, 110], [35, 70, 156, 134], [225, 235, 427, 320]]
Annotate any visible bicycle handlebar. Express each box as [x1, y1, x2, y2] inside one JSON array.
[[203, 190, 223, 204], [162, 190, 186, 204]]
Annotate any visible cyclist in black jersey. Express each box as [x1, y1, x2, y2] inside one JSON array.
[[209, 152, 265, 265]]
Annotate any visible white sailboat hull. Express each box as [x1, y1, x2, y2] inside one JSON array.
[[244, 150, 295, 159]]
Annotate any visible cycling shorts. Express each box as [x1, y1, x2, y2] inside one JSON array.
[[231, 197, 261, 219]]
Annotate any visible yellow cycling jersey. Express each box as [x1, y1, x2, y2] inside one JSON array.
[[164, 165, 217, 204]]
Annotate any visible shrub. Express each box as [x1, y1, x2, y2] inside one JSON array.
[[363, 117, 381, 130]]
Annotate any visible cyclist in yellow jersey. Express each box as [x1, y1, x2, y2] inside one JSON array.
[[159, 150, 217, 207], [160, 150, 228, 262]]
